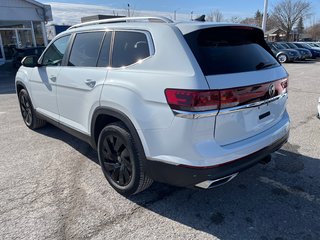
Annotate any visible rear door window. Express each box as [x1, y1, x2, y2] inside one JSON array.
[[112, 31, 150, 68], [68, 32, 104, 67], [184, 27, 279, 75]]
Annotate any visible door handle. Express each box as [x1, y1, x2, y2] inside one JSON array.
[[85, 79, 96, 88], [49, 76, 57, 82]]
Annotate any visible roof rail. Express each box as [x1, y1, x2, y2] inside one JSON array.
[[68, 16, 174, 30]]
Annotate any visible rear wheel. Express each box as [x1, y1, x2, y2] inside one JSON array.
[[277, 54, 288, 63], [97, 122, 153, 196], [18, 89, 46, 129]]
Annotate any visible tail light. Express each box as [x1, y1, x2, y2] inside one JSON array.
[[164, 89, 220, 111], [165, 78, 288, 112]]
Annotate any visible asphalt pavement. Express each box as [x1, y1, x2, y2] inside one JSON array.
[[0, 61, 320, 240]]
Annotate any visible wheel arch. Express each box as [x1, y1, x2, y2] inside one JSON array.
[[91, 107, 148, 161], [15, 80, 27, 95]]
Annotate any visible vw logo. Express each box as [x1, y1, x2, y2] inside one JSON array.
[[268, 84, 276, 98]]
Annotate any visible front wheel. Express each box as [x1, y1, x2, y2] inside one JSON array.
[[277, 54, 288, 63], [97, 122, 153, 196], [18, 89, 46, 129]]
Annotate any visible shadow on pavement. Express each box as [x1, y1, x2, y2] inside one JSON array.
[[35, 123, 320, 239], [286, 59, 318, 64], [0, 64, 17, 94], [129, 145, 320, 240], [36, 124, 99, 165]]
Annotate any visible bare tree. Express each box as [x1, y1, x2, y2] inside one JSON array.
[[306, 21, 320, 41], [229, 16, 242, 23], [207, 9, 223, 22], [272, 0, 311, 40], [241, 17, 256, 25], [267, 14, 279, 30]]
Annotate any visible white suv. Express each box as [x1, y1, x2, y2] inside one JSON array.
[[16, 17, 290, 196]]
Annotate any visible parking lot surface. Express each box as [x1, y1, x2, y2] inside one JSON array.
[[1, 61, 320, 240]]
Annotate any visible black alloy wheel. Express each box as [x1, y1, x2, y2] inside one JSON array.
[[98, 122, 153, 195], [19, 90, 33, 127], [18, 89, 46, 129], [101, 134, 133, 186]]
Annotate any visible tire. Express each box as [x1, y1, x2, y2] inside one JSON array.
[[18, 89, 46, 129], [277, 54, 288, 63], [97, 122, 153, 196]]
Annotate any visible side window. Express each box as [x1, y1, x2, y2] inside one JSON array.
[[97, 32, 112, 67], [68, 32, 105, 67], [112, 31, 150, 68], [42, 35, 70, 66]]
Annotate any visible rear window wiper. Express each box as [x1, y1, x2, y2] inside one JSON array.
[[256, 62, 277, 70]]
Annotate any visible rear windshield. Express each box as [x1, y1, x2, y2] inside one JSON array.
[[184, 27, 279, 75]]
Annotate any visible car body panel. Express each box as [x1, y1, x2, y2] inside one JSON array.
[[56, 67, 108, 135], [28, 66, 61, 121], [206, 66, 288, 145]]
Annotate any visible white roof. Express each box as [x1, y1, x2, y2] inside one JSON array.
[[64, 17, 262, 35]]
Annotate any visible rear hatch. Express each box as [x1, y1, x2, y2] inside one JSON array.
[[184, 26, 288, 145]]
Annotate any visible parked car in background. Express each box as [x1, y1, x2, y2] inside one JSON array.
[[279, 42, 312, 60], [12, 47, 45, 69], [268, 42, 301, 63], [308, 42, 320, 48], [292, 42, 320, 58], [15, 17, 290, 196]]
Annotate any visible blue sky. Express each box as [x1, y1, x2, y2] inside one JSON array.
[[40, 0, 320, 25], [42, 0, 270, 14]]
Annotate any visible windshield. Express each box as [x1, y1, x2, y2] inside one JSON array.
[[281, 43, 290, 48], [184, 27, 279, 75], [287, 43, 298, 49], [309, 43, 320, 47], [274, 43, 285, 50], [302, 43, 312, 48]]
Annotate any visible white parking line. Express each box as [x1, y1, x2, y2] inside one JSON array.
[[259, 176, 320, 205], [0, 112, 6, 115]]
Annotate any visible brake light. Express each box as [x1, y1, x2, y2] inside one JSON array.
[[165, 78, 288, 112], [165, 89, 220, 111], [219, 89, 240, 109]]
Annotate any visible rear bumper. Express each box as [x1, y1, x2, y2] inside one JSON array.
[[145, 132, 289, 187]]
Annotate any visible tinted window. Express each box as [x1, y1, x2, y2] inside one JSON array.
[[287, 43, 298, 49], [97, 32, 112, 67], [42, 35, 70, 66], [184, 27, 279, 75], [274, 43, 285, 50], [68, 32, 104, 67], [112, 31, 150, 68]]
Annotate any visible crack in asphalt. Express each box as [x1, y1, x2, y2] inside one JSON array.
[[290, 114, 317, 130], [83, 187, 184, 239]]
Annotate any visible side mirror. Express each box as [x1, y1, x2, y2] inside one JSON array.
[[21, 55, 40, 68]]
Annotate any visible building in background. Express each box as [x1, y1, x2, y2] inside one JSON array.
[[0, 0, 52, 64], [81, 15, 125, 23], [265, 28, 286, 42], [47, 24, 70, 41]]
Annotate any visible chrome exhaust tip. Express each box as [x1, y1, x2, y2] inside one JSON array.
[[195, 173, 239, 189]]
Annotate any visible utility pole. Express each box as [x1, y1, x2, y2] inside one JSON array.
[[127, 3, 130, 17], [174, 8, 180, 21], [262, 0, 268, 32], [191, 11, 193, 21]]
